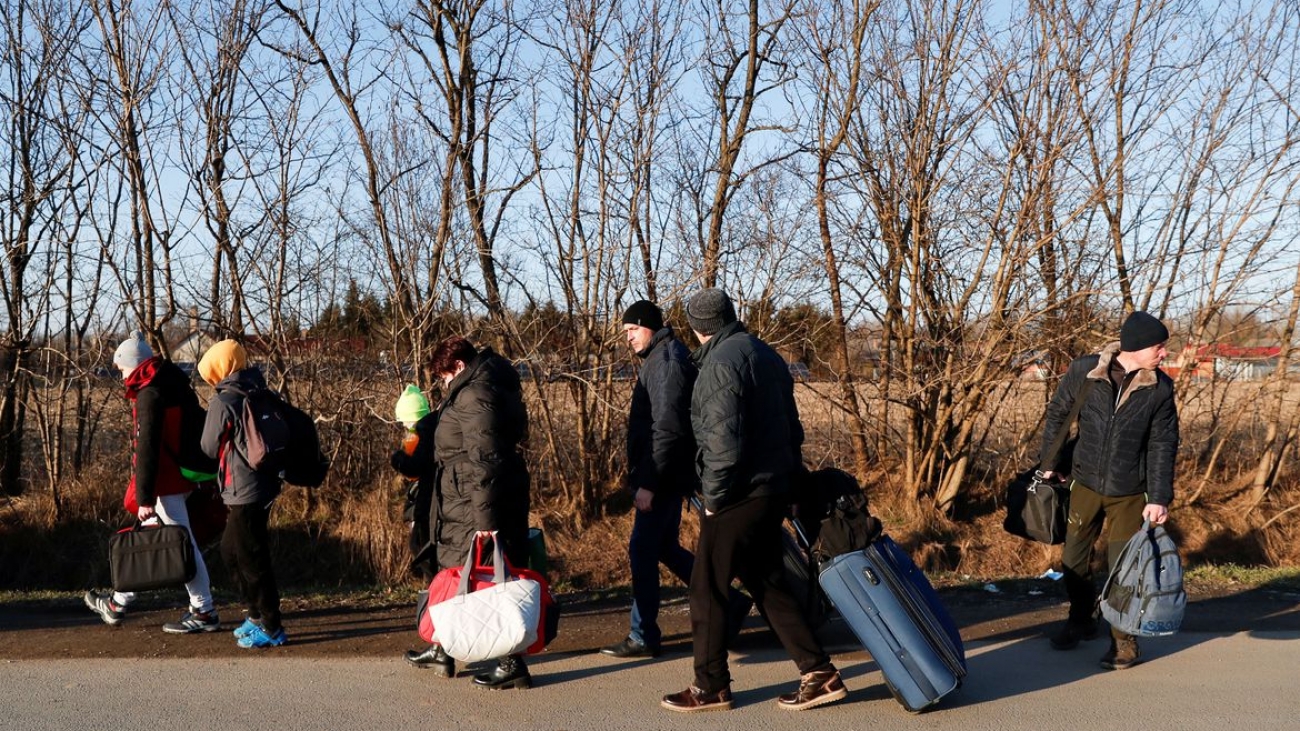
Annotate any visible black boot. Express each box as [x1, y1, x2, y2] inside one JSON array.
[[472, 654, 532, 690], [405, 645, 455, 678]]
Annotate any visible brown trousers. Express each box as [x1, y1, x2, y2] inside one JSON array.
[[1060, 482, 1146, 634]]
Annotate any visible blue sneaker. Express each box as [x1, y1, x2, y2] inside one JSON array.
[[233, 617, 260, 640], [237, 624, 287, 649]]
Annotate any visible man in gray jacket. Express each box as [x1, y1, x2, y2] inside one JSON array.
[[1040, 311, 1178, 670], [661, 288, 846, 713]]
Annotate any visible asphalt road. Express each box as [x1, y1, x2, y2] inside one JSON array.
[[2, 628, 1297, 731]]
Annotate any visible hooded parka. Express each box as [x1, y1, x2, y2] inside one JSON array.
[[430, 348, 531, 570]]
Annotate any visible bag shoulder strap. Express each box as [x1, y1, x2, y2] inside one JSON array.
[[1039, 377, 1096, 471]]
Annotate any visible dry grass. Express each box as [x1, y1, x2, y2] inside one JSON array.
[[3, 376, 1299, 591]]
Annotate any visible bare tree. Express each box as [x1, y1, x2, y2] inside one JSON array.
[[165, 0, 271, 336], [616, 0, 687, 301], [87, 0, 182, 350], [391, 0, 538, 348], [270, 0, 450, 378], [0, 0, 91, 497], [792, 0, 878, 481], [694, 0, 800, 287]]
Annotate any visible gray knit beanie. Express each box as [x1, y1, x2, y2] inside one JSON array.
[[113, 331, 154, 372], [686, 288, 737, 336]]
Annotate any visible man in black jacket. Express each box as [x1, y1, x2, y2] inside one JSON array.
[[661, 289, 846, 714], [1040, 311, 1178, 671], [601, 301, 703, 659]]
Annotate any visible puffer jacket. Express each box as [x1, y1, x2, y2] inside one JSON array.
[[1039, 343, 1179, 506], [431, 348, 530, 571], [200, 367, 283, 506], [690, 321, 804, 513], [626, 327, 698, 497], [124, 357, 198, 507], [392, 410, 439, 572]]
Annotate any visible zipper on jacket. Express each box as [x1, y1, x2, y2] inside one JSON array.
[[1099, 377, 1118, 494], [1100, 368, 1153, 494]]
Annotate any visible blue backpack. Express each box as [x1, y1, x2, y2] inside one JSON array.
[[1099, 521, 1186, 636]]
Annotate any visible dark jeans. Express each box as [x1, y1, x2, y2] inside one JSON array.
[[628, 494, 695, 649], [222, 502, 281, 632], [690, 494, 831, 693], [1061, 482, 1146, 630]]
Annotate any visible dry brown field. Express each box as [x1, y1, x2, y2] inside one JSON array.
[[3, 375, 1298, 592]]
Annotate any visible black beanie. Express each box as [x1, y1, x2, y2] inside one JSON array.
[[687, 288, 738, 336], [621, 300, 664, 332], [1120, 311, 1169, 351]]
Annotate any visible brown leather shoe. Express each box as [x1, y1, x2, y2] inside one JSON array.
[[777, 668, 848, 711], [661, 686, 734, 713]]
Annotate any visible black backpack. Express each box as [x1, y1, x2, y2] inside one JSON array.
[[793, 467, 882, 565], [281, 400, 329, 487], [174, 393, 219, 481], [236, 386, 330, 487], [811, 486, 882, 564]]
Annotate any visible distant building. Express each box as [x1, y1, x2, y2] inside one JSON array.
[[1175, 344, 1297, 381], [171, 330, 219, 365]]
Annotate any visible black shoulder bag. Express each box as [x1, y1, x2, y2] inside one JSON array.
[[1004, 378, 1095, 545]]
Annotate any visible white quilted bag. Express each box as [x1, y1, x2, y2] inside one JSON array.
[[428, 535, 542, 662]]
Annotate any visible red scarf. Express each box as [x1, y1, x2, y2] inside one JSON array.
[[123, 356, 162, 399]]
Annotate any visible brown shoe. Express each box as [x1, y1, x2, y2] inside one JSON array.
[[661, 685, 734, 713], [777, 668, 849, 711], [1100, 635, 1141, 670]]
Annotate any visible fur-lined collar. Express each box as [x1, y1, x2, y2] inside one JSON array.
[[1086, 342, 1159, 410]]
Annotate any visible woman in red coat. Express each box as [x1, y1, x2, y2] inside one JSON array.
[[83, 332, 219, 634]]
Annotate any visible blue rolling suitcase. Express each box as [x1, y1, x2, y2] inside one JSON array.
[[817, 535, 966, 712]]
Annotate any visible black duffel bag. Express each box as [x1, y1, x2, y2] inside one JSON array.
[[1004, 379, 1095, 545], [1003, 469, 1070, 544], [109, 521, 197, 592]]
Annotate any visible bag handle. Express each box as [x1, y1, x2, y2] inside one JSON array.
[[1039, 378, 1096, 474], [457, 532, 510, 595]]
